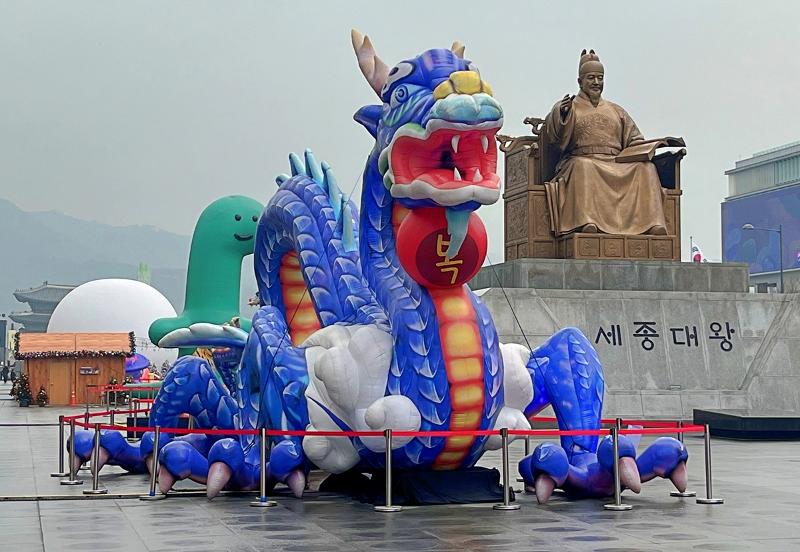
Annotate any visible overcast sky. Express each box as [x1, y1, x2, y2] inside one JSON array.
[[2, 1, 800, 263]]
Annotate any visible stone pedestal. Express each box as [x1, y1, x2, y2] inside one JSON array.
[[470, 259, 750, 293], [557, 233, 679, 261]]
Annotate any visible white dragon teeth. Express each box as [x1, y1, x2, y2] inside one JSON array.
[[451, 135, 460, 154], [453, 167, 462, 181], [481, 135, 489, 153], [473, 168, 482, 182]]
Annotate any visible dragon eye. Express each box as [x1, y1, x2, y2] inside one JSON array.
[[385, 61, 415, 89]]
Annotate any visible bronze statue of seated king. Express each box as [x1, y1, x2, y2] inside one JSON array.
[[544, 49, 685, 237]]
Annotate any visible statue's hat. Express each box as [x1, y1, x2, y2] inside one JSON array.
[[578, 49, 604, 76]]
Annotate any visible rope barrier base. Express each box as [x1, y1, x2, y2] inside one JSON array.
[[373, 505, 402, 513], [492, 503, 520, 511], [603, 503, 633, 511], [696, 497, 724, 504], [59, 479, 83, 486], [50, 471, 69, 478], [139, 493, 167, 501], [249, 498, 277, 508], [82, 488, 108, 495], [670, 490, 697, 498]]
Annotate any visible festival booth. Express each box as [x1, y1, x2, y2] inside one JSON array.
[[15, 332, 133, 405]]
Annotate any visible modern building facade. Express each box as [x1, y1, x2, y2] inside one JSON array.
[[9, 282, 76, 332], [723, 142, 800, 292]]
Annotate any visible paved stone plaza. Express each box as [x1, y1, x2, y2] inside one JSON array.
[[1, 383, 799, 551]]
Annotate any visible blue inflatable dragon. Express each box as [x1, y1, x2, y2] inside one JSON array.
[[73, 31, 689, 503]]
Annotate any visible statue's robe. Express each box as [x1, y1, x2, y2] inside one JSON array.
[[544, 93, 666, 235]]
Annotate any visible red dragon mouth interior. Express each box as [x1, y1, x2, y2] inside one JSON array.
[[390, 127, 500, 194]]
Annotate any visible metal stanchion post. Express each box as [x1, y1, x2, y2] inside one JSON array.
[[51, 415, 69, 477], [110, 409, 115, 428], [615, 417, 623, 430], [696, 424, 724, 504], [250, 428, 277, 507], [603, 427, 632, 511], [374, 429, 402, 512], [140, 426, 167, 500], [677, 420, 684, 443], [60, 418, 84, 485], [83, 423, 108, 495], [79, 404, 92, 471], [494, 428, 520, 511]]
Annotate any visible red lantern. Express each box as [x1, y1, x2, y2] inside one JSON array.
[[395, 207, 487, 289]]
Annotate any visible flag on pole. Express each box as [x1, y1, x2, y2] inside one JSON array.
[[691, 242, 705, 263]]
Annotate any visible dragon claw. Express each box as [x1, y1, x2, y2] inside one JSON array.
[[206, 462, 232, 499], [95, 447, 110, 472], [619, 456, 642, 493], [534, 474, 557, 504], [286, 469, 307, 498], [669, 461, 688, 492], [158, 465, 176, 494]]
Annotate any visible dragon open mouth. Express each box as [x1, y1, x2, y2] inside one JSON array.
[[382, 120, 501, 207]]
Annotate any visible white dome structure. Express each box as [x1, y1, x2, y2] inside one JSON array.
[[48, 278, 178, 367]]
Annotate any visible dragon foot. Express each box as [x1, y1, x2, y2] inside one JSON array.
[[636, 436, 689, 492], [519, 434, 687, 501]]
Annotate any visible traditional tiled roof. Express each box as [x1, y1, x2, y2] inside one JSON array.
[[13, 282, 76, 306], [14, 332, 135, 359], [7, 311, 50, 332]]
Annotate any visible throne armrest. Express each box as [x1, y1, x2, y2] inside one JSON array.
[[652, 147, 686, 191]]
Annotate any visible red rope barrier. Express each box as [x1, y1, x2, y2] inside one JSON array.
[[620, 426, 704, 435], [65, 410, 705, 439]]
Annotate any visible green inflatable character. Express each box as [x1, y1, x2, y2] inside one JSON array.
[[149, 195, 264, 355]]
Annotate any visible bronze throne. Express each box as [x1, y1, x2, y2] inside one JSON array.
[[498, 117, 686, 261]]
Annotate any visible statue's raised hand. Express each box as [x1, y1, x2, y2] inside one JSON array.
[[559, 94, 575, 119]]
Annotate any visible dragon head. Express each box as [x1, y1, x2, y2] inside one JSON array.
[[352, 31, 502, 260]]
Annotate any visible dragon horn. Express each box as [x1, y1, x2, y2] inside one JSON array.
[[451, 41, 465, 58], [351, 29, 389, 97]]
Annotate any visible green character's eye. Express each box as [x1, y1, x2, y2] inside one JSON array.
[[234, 214, 241, 221], [252, 215, 258, 222]]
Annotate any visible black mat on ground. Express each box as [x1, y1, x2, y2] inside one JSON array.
[[694, 408, 800, 440], [319, 466, 511, 505]]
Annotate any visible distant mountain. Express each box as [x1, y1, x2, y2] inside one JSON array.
[[1, 198, 257, 321]]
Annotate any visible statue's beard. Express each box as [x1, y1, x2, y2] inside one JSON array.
[[584, 87, 602, 105]]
